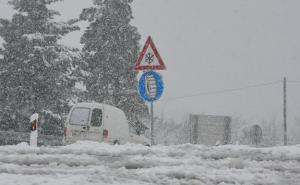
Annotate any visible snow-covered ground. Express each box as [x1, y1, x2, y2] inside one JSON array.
[[0, 142, 299, 185]]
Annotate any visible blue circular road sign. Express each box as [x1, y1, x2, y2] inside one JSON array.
[[138, 71, 164, 102]]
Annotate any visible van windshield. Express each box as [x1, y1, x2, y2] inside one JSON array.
[[70, 107, 90, 125]]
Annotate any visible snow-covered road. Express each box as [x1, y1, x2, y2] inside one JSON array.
[[0, 141, 299, 185]]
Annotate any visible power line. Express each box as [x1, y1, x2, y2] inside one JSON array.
[[161, 80, 282, 101], [287, 80, 300, 84]]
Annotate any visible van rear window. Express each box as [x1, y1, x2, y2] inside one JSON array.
[[70, 108, 90, 125]]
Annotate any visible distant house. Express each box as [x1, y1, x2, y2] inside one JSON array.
[[189, 114, 231, 145]]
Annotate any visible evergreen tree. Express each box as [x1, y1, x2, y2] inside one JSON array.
[[79, 0, 148, 123], [0, 0, 82, 132]]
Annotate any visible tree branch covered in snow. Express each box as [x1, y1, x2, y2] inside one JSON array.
[[0, 0, 84, 133], [79, 0, 148, 123]]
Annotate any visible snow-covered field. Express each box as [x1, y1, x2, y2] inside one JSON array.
[[0, 142, 299, 185]]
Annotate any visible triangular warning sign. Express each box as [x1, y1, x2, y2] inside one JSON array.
[[134, 36, 166, 70]]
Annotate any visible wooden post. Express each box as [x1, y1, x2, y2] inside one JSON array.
[[283, 77, 287, 145], [189, 114, 192, 143]]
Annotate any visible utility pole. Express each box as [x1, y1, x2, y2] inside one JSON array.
[[283, 77, 287, 145], [189, 114, 192, 143]]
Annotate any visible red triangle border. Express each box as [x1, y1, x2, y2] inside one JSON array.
[[134, 36, 166, 70]]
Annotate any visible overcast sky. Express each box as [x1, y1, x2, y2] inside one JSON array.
[[1, 0, 300, 127]]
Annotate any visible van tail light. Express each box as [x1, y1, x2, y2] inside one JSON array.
[[103, 129, 108, 138], [64, 127, 67, 137]]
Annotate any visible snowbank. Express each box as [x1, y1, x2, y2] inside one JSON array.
[[0, 141, 299, 185]]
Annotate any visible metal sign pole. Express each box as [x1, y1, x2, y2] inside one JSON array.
[[150, 102, 154, 145], [134, 36, 166, 146]]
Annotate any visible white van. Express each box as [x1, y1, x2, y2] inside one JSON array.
[[64, 102, 150, 146]]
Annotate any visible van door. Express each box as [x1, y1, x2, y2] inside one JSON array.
[[68, 107, 90, 142], [86, 108, 103, 142]]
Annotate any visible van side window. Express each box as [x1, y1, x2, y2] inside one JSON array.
[[91, 109, 102, 127]]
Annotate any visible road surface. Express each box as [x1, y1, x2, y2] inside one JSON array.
[[0, 141, 299, 185]]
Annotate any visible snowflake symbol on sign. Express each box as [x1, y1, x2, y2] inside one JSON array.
[[145, 53, 154, 64]]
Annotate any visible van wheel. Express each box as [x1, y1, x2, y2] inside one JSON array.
[[113, 140, 120, 145]]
